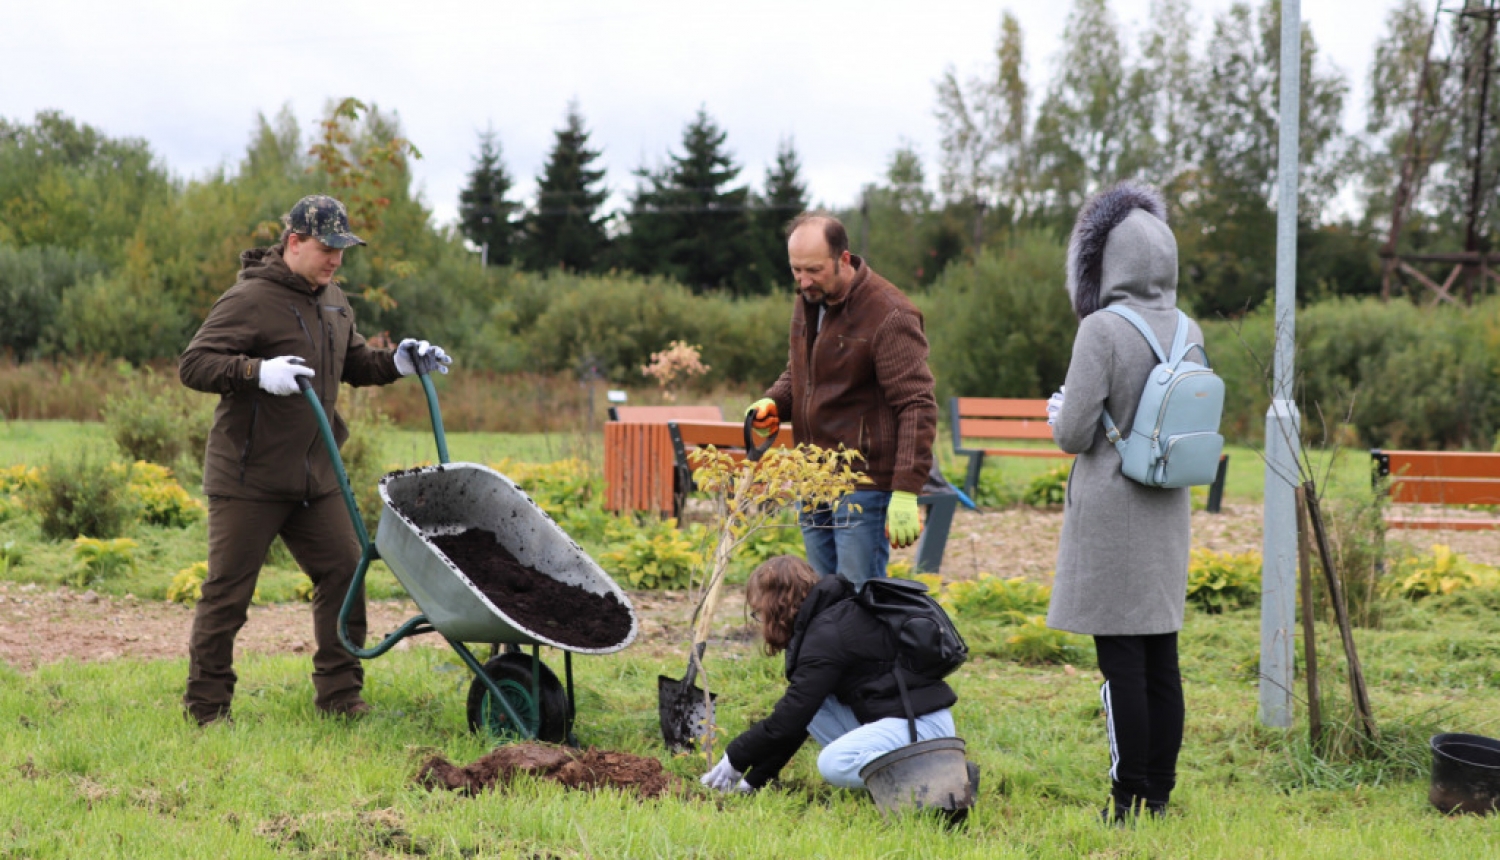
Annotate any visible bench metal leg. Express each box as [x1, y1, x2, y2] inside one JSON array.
[[962, 452, 986, 500], [914, 494, 959, 574], [1206, 454, 1229, 514]]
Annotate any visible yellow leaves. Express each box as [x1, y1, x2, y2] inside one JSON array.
[[70, 536, 138, 587], [168, 562, 207, 606], [1390, 543, 1500, 600]]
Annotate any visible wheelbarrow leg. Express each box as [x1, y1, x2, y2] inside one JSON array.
[[447, 637, 536, 741], [564, 651, 578, 747]]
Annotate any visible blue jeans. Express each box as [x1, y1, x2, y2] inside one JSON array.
[[808, 695, 957, 789], [799, 489, 890, 586]]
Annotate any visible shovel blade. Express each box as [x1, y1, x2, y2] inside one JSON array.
[[658, 674, 718, 753]]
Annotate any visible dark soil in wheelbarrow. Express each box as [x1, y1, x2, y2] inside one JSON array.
[[415, 742, 678, 799], [429, 527, 631, 650]]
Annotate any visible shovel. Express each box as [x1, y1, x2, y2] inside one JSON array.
[[658, 413, 776, 752]]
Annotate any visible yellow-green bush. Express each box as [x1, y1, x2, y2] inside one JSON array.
[[1186, 548, 1262, 613], [491, 457, 597, 518], [938, 573, 1052, 616], [25, 450, 139, 540], [167, 562, 207, 605], [0, 464, 40, 523], [1022, 464, 1070, 507], [598, 518, 706, 590], [1386, 544, 1500, 600], [112, 461, 204, 528], [70, 536, 137, 587], [1003, 614, 1089, 665]]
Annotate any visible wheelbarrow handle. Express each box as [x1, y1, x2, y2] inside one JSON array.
[[742, 412, 775, 463], [296, 374, 314, 394]]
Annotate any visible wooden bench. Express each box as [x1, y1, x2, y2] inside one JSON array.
[[608, 404, 723, 423], [602, 405, 725, 515], [950, 397, 1070, 500], [950, 396, 1229, 512], [1371, 449, 1500, 530], [669, 420, 960, 573]]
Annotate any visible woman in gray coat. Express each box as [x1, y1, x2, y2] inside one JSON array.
[[1045, 183, 1200, 822]]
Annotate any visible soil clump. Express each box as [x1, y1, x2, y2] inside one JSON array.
[[429, 527, 632, 650], [415, 742, 677, 799]]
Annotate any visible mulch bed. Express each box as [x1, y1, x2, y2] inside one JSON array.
[[429, 528, 632, 649], [415, 742, 678, 799]]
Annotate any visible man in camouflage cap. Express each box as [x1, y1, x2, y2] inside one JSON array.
[[178, 193, 453, 726]]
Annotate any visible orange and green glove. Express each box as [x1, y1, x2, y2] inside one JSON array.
[[886, 491, 921, 549], [745, 398, 779, 439]]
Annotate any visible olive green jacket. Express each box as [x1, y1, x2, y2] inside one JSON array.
[[179, 246, 399, 501]]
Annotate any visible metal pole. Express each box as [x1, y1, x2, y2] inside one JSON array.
[[1260, 0, 1302, 729]]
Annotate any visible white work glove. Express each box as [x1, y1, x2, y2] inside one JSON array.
[[700, 754, 746, 793], [395, 338, 453, 376], [258, 356, 314, 396], [1046, 386, 1065, 426]]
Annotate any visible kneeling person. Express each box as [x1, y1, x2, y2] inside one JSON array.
[[701, 556, 957, 793]]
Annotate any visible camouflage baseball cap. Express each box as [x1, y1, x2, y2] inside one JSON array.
[[284, 195, 366, 249]]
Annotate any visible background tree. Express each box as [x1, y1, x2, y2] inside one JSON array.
[[1177, 0, 1350, 316], [934, 9, 1032, 236], [843, 144, 962, 287], [520, 101, 611, 273], [1032, 0, 1133, 222], [458, 127, 519, 267], [745, 136, 809, 293], [621, 108, 754, 293]]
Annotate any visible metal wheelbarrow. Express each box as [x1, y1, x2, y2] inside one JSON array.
[[296, 365, 636, 745]]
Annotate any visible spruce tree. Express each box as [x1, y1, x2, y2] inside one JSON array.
[[520, 101, 610, 272], [457, 128, 518, 266], [746, 137, 809, 293], [622, 107, 753, 293]]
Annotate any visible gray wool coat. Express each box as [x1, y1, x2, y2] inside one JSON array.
[[1046, 208, 1203, 636]]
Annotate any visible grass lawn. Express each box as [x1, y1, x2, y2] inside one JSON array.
[[3, 602, 1500, 858], [5, 420, 1500, 857]]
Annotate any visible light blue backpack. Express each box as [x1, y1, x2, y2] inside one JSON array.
[[1100, 306, 1225, 488]]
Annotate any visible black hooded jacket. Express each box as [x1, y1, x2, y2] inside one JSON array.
[[724, 576, 958, 787]]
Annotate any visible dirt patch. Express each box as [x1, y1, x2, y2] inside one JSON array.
[[416, 742, 678, 799], [429, 527, 632, 649]]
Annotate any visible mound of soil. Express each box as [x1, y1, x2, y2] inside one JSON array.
[[415, 742, 677, 799], [429, 528, 632, 650]]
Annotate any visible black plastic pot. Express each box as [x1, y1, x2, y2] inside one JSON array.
[[1429, 732, 1500, 815]]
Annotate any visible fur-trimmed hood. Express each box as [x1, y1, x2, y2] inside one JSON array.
[[1065, 183, 1177, 320]]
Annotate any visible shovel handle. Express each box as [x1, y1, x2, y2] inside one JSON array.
[[743, 412, 775, 462]]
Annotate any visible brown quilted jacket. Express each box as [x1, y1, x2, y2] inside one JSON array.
[[765, 257, 937, 495]]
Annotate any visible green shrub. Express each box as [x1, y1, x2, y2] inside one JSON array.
[[69, 536, 137, 587], [1385, 544, 1500, 600], [0, 541, 21, 575], [1021, 464, 1069, 507], [338, 387, 394, 524], [925, 231, 1074, 402], [941, 573, 1053, 616], [25, 451, 139, 540], [492, 457, 598, 518], [1002, 614, 1089, 665], [115, 460, 204, 528], [101, 364, 213, 468], [168, 561, 206, 605], [0, 464, 41, 523], [1186, 548, 1262, 613], [598, 518, 705, 590]]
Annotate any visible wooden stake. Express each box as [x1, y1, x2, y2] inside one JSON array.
[[1303, 480, 1378, 741], [1295, 485, 1323, 748]]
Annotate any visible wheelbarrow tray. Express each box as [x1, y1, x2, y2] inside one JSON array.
[[376, 463, 637, 653]]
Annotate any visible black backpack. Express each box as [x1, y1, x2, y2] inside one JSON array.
[[856, 577, 969, 741]]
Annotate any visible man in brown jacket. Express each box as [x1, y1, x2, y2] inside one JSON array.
[[178, 195, 452, 726], [747, 213, 938, 586]]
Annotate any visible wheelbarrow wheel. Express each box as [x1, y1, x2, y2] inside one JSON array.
[[466, 652, 570, 744]]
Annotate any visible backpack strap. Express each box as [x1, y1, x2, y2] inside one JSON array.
[[893, 667, 919, 744], [1099, 306, 1187, 447]]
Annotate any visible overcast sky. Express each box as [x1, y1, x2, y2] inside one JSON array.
[[1, 0, 1399, 228]]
